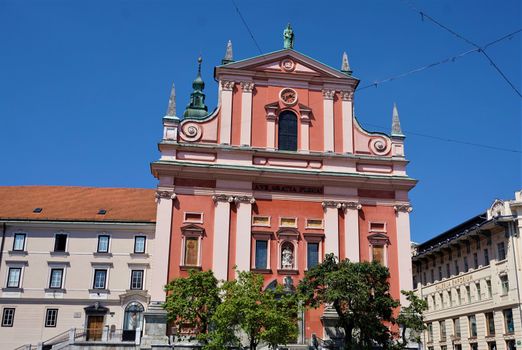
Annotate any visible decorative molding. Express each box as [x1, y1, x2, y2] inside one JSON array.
[[322, 201, 362, 210], [240, 81, 255, 93], [220, 80, 235, 91], [322, 89, 336, 100], [265, 103, 278, 121], [155, 190, 176, 200], [339, 90, 354, 101], [212, 194, 255, 204], [394, 204, 413, 213], [279, 88, 298, 106], [280, 58, 296, 72]]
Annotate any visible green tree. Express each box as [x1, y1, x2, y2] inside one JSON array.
[[205, 271, 298, 350], [395, 290, 428, 348], [298, 254, 399, 350], [163, 269, 220, 336]]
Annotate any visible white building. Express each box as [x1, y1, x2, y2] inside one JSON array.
[[413, 191, 522, 350], [0, 186, 157, 349]]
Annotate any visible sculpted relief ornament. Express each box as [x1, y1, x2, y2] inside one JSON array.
[[322, 89, 336, 100], [240, 81, 255, 93], [340, 90, 354, 101], [322, 201, 362, 210], [220, 80, 235, 91], [156, 190, 176, 201], [212, 194, 255, 205], [281, 246, 294, 269], [279, 88, 298, 106], [394, 204, 413, 213]]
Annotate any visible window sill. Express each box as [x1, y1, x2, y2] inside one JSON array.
[[251, 268, 272, 274], [8, 250, 28, 256], [277, 269, 299, 275], [89, 289, 110, 294], [45, 288, 66, 293], [50, 251, 70, 257], [179, 265, 202, 271], [93, 252, 113, 257], [2, 287, 23, 292], [130, 253, 149, 258]]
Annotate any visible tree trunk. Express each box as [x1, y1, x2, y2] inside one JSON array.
[[401, 324, 407, 347], [343, 323, 353, 350]]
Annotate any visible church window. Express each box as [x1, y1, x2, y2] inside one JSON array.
[[372, 245, 385, 265], [180, 224, 204, 267], [252, 232, 271, 271], [307, 242, 319, 269], [255, 240, 268, 269], [184, 238, 199, 266], [277, 111, 298, 151]]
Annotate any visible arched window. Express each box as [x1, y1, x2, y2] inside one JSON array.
[[278, 111, 297, 151], [123, 302, 144, 330]]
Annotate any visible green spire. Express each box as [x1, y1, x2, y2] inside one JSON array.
[[183, 56, 208, 119]]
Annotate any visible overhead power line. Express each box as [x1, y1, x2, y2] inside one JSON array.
[[399, 0, 522, 98], [362, 122, 521, 154], [231, 0, 263, 55], [357, 29, 521, 92]]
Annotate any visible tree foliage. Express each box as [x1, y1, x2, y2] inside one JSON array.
[[395, 290, 428, 347], [164, 269, 220, 335], [298, 254, 399, 350], [204, 271, 298, 350]]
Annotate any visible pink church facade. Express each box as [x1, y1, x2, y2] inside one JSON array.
[[150, 33, 417, 341]]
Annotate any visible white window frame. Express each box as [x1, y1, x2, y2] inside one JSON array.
[[53, 232, 69, 253], [6, 267, 22, 288], [96, 234, 111, 253], [133, 235, 147, 254], [368, 221, 387, 233], [252, 215, 271, 227], [303, 233, 323, 270], [180, 226, 204, 267], [48, 268, 64, 289], [12, 233, 27, 251], [44, 308, 58, 327], [183, 212, 204, 224], [279, 217, 298, 228], [130, 269, 145, 290], [92, 269, 108, 290], [1, 308, 15, 327], [305, 218, 324, 229], [251, 232, 271, 270]]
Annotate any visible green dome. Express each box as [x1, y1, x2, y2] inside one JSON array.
[[183, 56, 208, 120]]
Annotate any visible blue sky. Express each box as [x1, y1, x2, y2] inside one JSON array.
[[0, 0, 520, 243]]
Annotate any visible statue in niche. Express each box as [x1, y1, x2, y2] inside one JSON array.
[[282, 244, 294, 269]]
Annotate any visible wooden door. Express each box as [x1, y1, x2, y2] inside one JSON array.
[[86, 316, 104, 340]]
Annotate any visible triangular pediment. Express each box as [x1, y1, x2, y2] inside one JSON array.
[[217, 49, 359, 81]]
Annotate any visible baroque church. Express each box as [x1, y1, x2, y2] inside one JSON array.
[[150, 25, 417, 342]]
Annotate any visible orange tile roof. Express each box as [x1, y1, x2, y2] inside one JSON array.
[[0, 186, 156, 223]]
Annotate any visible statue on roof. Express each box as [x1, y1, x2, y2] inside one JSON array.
[[283, 23, 294, 49]]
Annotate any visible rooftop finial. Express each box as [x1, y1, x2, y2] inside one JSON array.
[[341, 51, 352, 75], [283, 23, 294, 49], [166, 83, 176, 117], [197, 56, 202, 74], [391, 103, 405, 137], [222, 40, 234, 64]]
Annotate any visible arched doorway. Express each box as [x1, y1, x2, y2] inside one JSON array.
[[122, 302, 144, 341]]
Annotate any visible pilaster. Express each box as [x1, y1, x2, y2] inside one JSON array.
[[343, 201, 362, 262], [340, 90, 354, 153], [219, 80, 235, 144], [234, 195, 256, 272], [240, 82, 254, 146], [265, 104, 278, 149], [322, 201, 340, 256], [150, 188, 176, 303], [212, 194, 233, 280], [322, 89, 335, 152], [300, 107, 311, 152], [395, 204, 413, 305]]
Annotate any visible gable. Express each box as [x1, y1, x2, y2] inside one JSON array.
[[215, 49, 359, 82]]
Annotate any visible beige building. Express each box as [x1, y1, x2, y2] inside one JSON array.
[[0, 186, 157, 349], [413, 191, 522, 350]]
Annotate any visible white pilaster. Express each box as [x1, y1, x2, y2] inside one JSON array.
[[212, 195, 232, 281], [300, 108, 311, 152], [150, 188, 175, 302], [323, 202, 340, 256], [219, 80, 235, 144], [340, 90, 354, 153], [235, 197, 254, 272], [395, 204, 413, 305], [240, 82, 254, 146], [265, 105, 278, 149], [322, 89, 335, 152], [344, 202, 361, 262]]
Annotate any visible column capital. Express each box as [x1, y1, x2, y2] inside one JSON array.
[[212, 194, 255, 204], [322, 201, 343, 209], [155, 190, 176, 201], [322, 201, 362, 210], [233, 195, 256, 205], [220, 80, 235, 91], [339, 90, 354, 101], [394, 204, 413, 213], [322, 89, 336, 100], [240, 81, 255, 93], [343, 201, 362, 210], [212, 194, 234, 203]]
